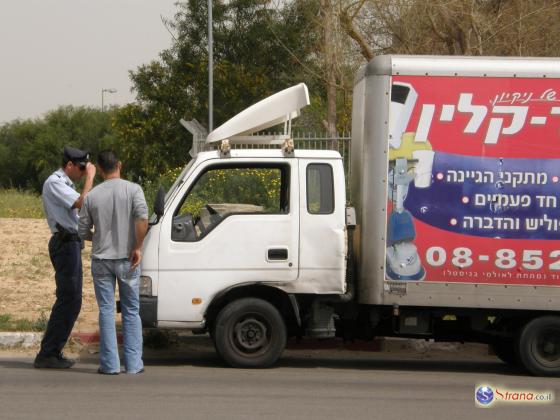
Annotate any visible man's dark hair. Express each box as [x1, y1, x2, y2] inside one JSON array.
[[97, 150, 119, 173]]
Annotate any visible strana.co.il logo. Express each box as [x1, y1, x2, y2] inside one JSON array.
[[475, 383, 554, 407], [475, 386, 494, 406]]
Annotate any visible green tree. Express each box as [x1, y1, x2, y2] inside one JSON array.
[[114, 0, 321, 181], [0, 106, 119, 192], [0, 119, 45, 190]]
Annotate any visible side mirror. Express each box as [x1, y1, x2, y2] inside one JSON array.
[[154, 186, 165, 217], [149, 186, 166, 226]]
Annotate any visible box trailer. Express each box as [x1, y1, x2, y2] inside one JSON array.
[[140, 55, 560, 376]]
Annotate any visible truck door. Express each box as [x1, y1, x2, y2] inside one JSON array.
[[157, 159, 299, 322], [297, 159, 346, 293]]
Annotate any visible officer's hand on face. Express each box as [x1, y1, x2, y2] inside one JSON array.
[[85, 162, 96, 179], [129, 248, 142, 270]]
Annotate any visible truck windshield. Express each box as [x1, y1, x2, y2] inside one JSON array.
[[148, 159, 195, 225], [165, 159, 195, 203]]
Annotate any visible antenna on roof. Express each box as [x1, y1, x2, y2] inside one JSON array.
[[181, 119, 208, 157]]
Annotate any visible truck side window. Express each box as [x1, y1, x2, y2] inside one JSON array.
[[306, 163, 334, 214], [172, 164, 289, 242]]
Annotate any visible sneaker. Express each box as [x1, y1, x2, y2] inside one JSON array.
[[97, 368, 120, 375], [34, 354, 74, 369], [126, 368, 144, 375]]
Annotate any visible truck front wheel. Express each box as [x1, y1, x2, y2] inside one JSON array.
[[518, 316, 560, 376], [213, 298, 287, 368]]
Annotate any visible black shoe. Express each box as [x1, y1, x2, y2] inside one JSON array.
[[97, 368, 120, 375], [58, 353, 76, 367], [34, 354, 74, 369]]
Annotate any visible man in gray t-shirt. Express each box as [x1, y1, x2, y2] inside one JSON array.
[[79, 150, 148, 374]]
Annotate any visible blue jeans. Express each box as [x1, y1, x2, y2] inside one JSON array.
[[91, 259, 143, 374]]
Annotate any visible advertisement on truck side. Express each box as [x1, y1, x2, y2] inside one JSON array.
[[385, 75, 560, 286]]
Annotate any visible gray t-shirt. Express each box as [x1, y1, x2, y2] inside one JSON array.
[[79, 178, 149, 260]]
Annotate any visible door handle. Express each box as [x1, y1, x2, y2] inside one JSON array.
[[267, 248, 288, 261]]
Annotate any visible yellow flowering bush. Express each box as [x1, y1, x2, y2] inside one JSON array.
[[143, 166, 282, 217]]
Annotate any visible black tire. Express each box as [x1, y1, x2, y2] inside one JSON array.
[[491, 339, 518, 365], [518, 316, 560, 376], [213, 298, 287, 368]]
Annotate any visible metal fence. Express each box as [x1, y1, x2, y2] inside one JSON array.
[[193, 131, 352, 171]]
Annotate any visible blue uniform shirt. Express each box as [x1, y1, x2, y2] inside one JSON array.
[[42, 169, 80, 233]]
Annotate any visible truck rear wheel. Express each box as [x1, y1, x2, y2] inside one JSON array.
[[213, 298, 287, 368], [518, 316, 560, 376]]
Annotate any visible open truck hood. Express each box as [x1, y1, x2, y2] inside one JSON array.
[[206, 83, 309, 144]]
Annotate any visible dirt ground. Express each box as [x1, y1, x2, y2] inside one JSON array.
[[0, 218, 99, 331]]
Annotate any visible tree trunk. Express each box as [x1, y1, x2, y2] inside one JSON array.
[[321, 0, 338, 139]]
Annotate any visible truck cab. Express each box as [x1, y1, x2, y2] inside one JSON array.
[[139, 84, 349, 367]]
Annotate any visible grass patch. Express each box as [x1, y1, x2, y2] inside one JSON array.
[[0, 312, 48, 332], [0, 189, 44, 218]]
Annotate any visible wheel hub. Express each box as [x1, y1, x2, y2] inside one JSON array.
[[235, 318, 268, 351], [535, 328, 560, 366]]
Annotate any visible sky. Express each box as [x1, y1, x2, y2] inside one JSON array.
[[0, 0, 178, 123]]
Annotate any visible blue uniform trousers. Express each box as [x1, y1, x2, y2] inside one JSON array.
[[38, 235, 83, 357]]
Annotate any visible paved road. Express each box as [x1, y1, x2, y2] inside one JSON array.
[[0, 346, 558, 420]]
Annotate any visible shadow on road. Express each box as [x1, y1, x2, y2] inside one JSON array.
[[136, 347, 528, 377], [279, 354, 526, 376], [0, 345, 528, 378], [0, 359, 31, 370], [0, 358, 99, 375]]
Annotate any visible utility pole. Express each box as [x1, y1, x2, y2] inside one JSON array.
[[208, 0, 214, 131], [101, 88, 117, 112]]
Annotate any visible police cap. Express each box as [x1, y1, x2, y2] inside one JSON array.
[[63, 146, 90, 168]]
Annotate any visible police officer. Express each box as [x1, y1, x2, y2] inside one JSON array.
[[34, 146, 96, 369]]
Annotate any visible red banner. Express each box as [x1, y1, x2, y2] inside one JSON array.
[[385, 76, 560, 286]]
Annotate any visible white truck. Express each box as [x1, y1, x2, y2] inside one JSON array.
[[139, 55, 560, 376]]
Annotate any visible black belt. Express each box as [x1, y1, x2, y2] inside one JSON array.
[[53, 232, 81, 242], [54, 223, 81, 242]]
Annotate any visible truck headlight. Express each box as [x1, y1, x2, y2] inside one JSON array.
[[140, 276, 152, 296]]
